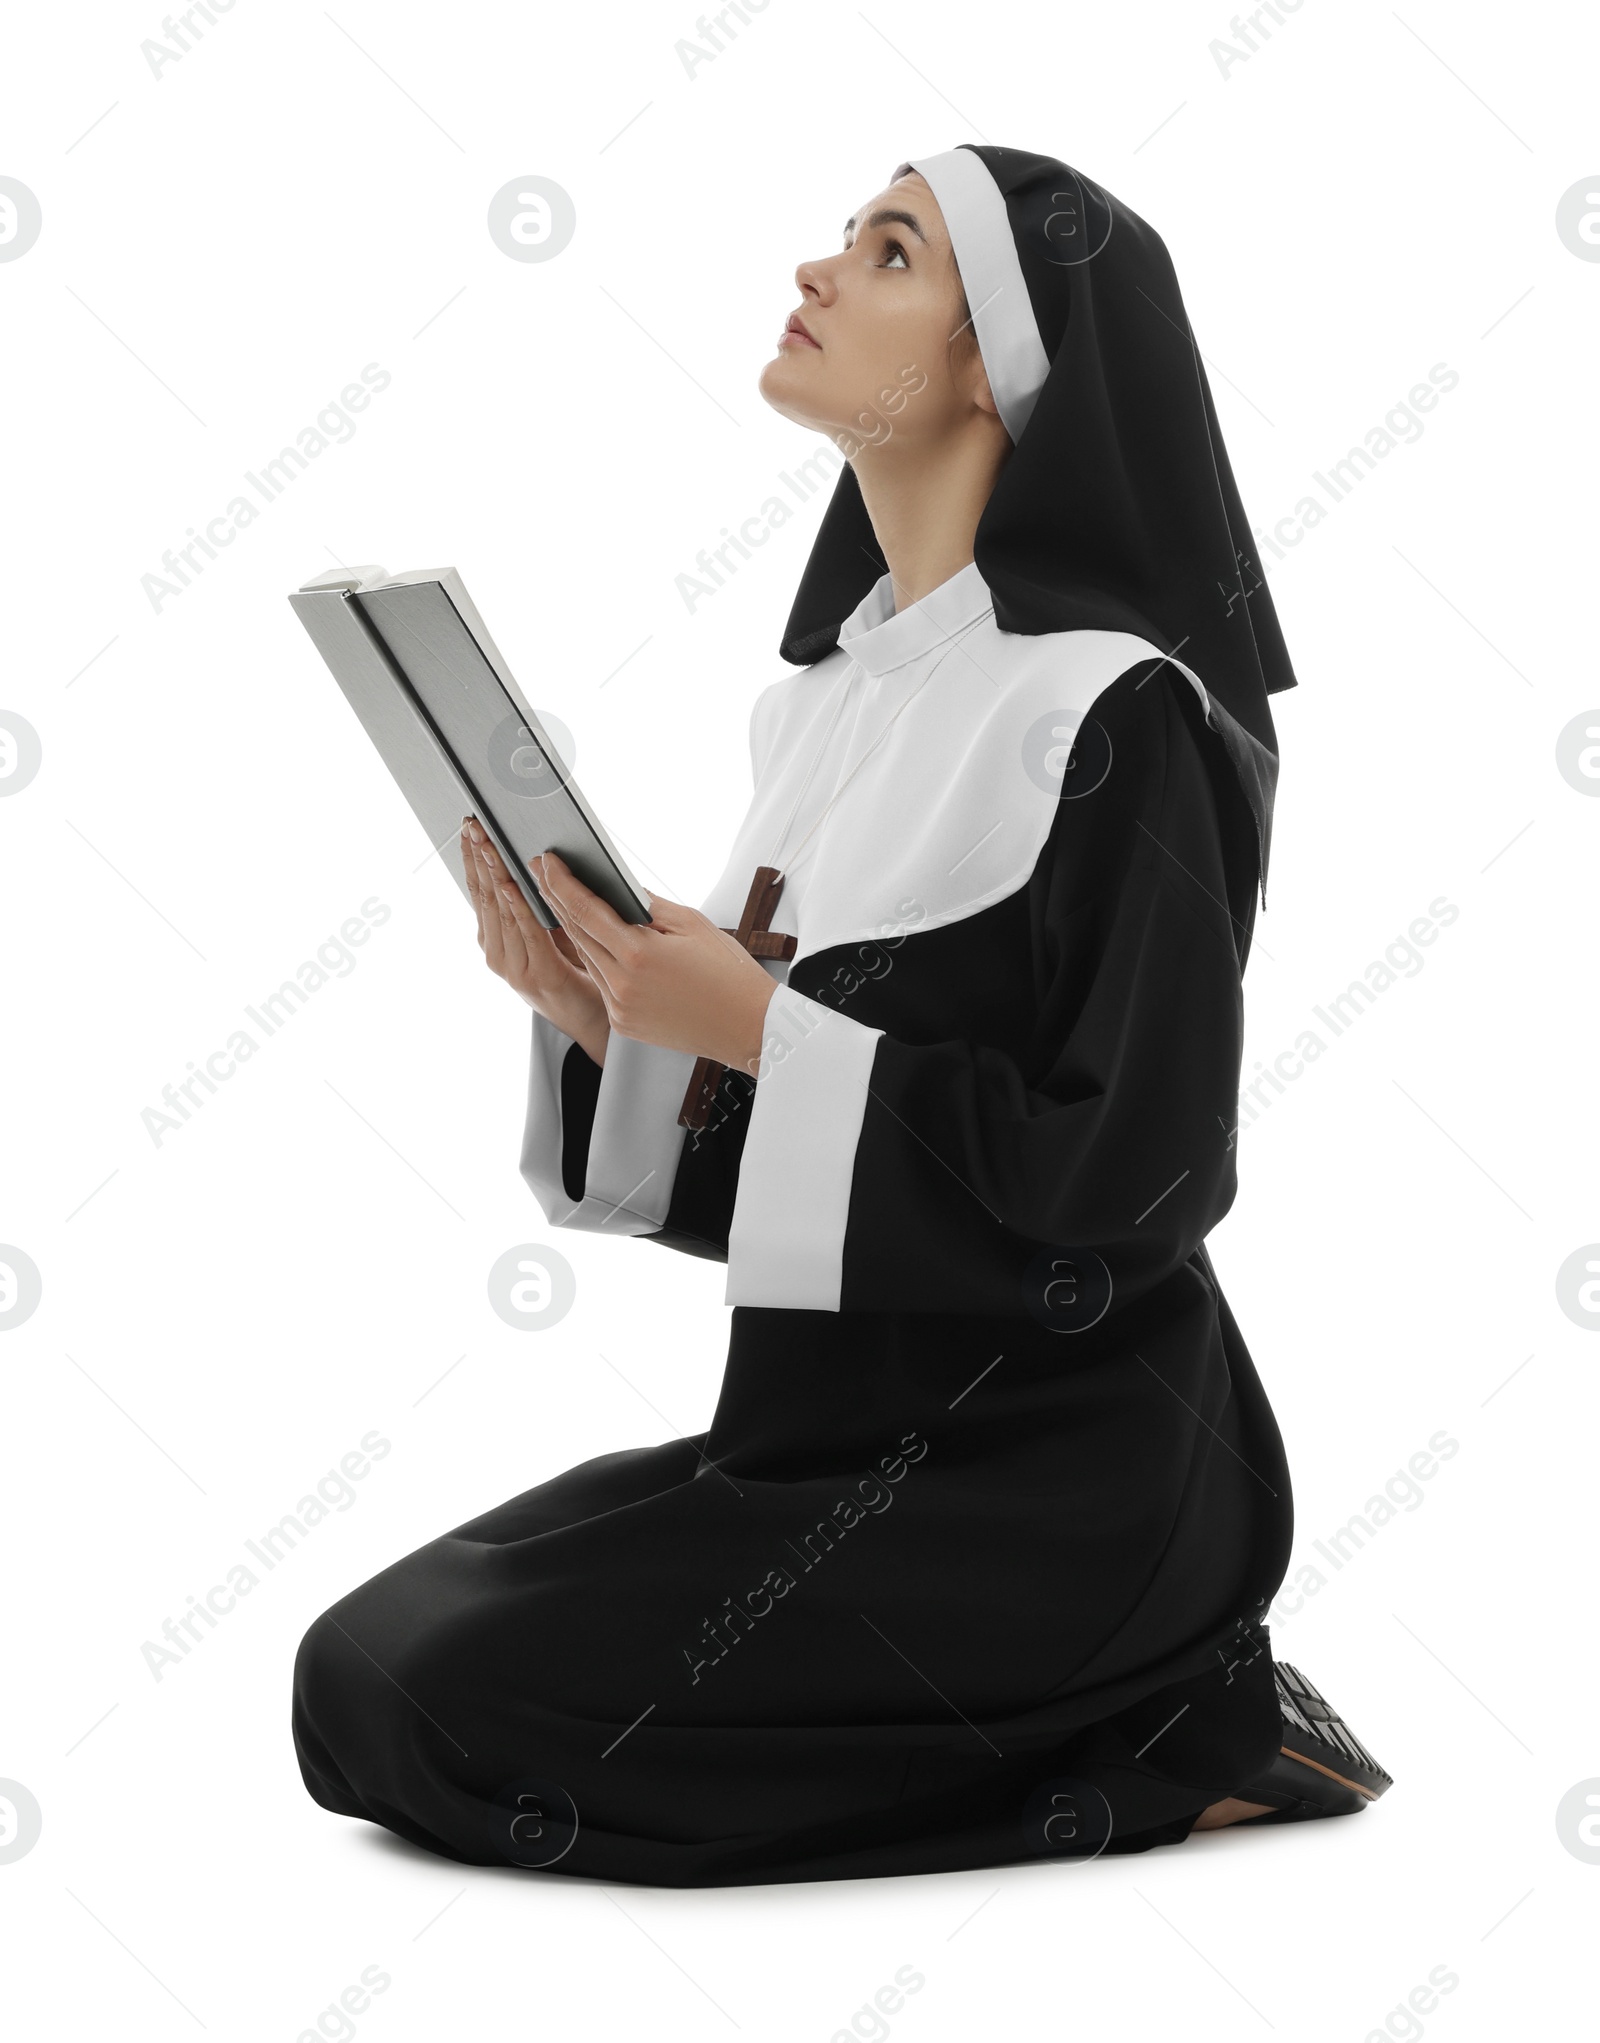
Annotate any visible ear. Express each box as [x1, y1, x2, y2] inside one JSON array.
[[953, 338, 1000, 418]]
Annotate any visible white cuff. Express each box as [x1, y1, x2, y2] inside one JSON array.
[[520, 1013, 695, 1235], [725, 985, 882, 1310]]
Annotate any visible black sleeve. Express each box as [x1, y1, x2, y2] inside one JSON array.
[[720, 664, 1259, 1316], [557, 1043, 603, 1204]]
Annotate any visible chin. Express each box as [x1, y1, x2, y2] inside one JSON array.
[[757, 351, 822, 423]]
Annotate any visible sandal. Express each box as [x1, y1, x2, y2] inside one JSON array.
[[1233, 1660, 1394, 1823]]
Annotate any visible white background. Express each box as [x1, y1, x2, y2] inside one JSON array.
[[2, 0, 1596, 2036]]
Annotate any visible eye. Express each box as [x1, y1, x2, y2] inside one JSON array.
[[882, 238, 909, 269]]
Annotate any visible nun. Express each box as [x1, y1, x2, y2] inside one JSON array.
[[293, 145, 1393, 1882]]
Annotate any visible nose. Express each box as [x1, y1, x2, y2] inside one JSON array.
[[794, 253, 837, 305]]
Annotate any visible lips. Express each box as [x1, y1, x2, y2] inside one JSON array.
[[778, 311, 820, 350]]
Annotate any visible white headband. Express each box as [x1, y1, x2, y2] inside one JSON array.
[[891, 148, 1051, 445]]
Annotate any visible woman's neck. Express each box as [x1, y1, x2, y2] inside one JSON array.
[[849, 422, 1011, 612]]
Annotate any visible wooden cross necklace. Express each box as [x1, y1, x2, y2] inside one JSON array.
[[677, 863, 798, 1129]]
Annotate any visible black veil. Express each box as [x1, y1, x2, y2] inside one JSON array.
[[778, 144, 1297, 905]]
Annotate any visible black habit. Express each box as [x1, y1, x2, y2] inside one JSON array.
[[294, 144, 1301, 1884]]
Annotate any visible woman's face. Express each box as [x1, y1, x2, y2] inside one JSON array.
[[759, 171, 997, 456]]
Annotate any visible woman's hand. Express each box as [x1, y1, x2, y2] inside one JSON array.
[[461, 820, 611, 1068], [531, 850, 778, 1076]]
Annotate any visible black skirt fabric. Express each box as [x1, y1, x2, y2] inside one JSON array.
[[292, 663, 1295, 1883]]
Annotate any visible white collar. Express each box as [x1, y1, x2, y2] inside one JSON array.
[[836, 560, 995, 676], [712, 620, 1201, 965]]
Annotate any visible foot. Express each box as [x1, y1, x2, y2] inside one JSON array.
[[1190, 1795, 1276, 1831]]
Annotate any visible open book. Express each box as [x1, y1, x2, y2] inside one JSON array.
[[289, 564, 651, 930]]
